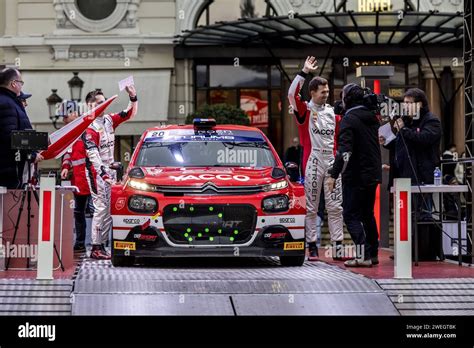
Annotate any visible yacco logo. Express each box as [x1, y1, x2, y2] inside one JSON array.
[[170, 174, 250, 182], [217, 148, 257, 167], [100, 140, 115, 149], [312, 128, 335, 136], [18, 322, 55, 341]]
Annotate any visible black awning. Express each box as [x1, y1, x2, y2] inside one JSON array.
[[176, 11, 463, 47]]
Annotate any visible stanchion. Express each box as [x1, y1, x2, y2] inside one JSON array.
[[393, 178, 412, 279], [37, 176, 56, 280]]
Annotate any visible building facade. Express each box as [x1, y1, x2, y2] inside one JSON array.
[[0, 0, 466, 168]]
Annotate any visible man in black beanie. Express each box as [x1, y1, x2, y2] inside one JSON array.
[[328, 83, 382, 267]]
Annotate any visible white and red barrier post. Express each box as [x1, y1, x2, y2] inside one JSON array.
[[37, 176, 56, 280], [393, 178, 412, 279]]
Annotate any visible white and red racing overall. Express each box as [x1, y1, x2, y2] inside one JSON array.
[[288, 72, 344, 246], [84, 100, 138, 247], [62, 138, 91, 196], [62, 138, 91, 249]]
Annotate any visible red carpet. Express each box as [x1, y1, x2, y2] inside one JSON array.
[[318, 248, 474, 279]]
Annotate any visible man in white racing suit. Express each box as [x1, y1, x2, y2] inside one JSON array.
[[288, 56, 345, 261], [84, 86, 138, 259]]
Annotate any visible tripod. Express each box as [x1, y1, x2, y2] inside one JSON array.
[[5, 154, 64, 271]]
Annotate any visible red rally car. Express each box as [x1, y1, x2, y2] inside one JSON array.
[[111, 119, 306, 267]]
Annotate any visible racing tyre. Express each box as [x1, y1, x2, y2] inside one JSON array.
[[279, 255, 305, 267], [111, 255, 135, 267]]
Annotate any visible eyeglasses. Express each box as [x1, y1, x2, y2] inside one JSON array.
[[13, 80, 25, 86]]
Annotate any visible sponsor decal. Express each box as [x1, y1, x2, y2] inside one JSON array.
[[263, 232, 286, 239], [170, 174, 250, 182], [283, 242, 304, 250], [222, 220, 242, 228], [141, 219, 151, 230], [115, 197, 126, 210], [144, 168, 163, 176], [147, 130, 165, 138], [133, 234, 157, 242], [123, 218, 141, 225], [279, 217, 296, 224], [114, 241, 136, 250]]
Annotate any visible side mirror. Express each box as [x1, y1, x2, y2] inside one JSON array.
[[110, 162, 124, 182]]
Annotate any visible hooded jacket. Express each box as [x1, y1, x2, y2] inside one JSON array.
[[329, 105, 382, 186]]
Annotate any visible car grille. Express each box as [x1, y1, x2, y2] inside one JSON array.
[[163, 204, 257, 245], [153, 182, 264, 196]]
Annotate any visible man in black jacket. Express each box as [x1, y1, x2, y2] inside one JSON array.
[[328, 83, 382, 267], [381, 88, 441, 222], [386, 88, 442, 186], [0, 68, 41, 189]]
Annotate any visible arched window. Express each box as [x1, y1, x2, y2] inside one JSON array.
[[76, 0, 117, 21], [197, 0, 277, 27]]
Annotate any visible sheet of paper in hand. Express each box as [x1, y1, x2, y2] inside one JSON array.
[[378, 122, 396, 145], [118, 76, 134, 91]]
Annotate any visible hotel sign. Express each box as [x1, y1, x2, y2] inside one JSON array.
[[358, 0, 392, 12]]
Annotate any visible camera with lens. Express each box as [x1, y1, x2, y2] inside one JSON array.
[[362, 89, 388, 113]]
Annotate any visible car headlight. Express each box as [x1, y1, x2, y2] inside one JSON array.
[[128, 179, 156, 192], [263, 180, 288, 192], [262, 195, 289, 212], [128, 195, 158, 213]]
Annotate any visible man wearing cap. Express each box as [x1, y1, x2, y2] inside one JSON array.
[[0, 68, 42, 189], [60, 100, 90, 252], [18, 91, 32, 108]]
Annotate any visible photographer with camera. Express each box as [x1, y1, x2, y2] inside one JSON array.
[[0, 68, 43, 189], [328, 83, 382, 267]]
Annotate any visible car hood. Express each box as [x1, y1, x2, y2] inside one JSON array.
[[135, 166, 282, 187]]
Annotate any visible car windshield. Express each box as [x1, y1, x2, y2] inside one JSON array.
[[136, 130, 276, 168]]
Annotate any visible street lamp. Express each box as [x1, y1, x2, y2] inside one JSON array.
[[46, 89, 63, 129], [68, 71, 84, 102]]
